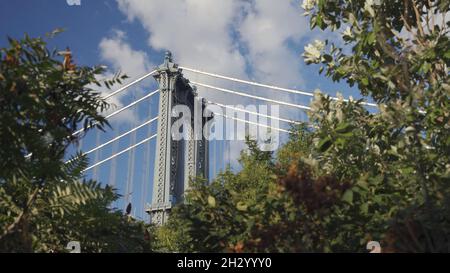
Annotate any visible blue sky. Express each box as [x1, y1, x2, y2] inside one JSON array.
[[1, 0, 369, 220], [0, 1, 155, 65]]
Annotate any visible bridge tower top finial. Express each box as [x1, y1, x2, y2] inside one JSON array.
[[165, 51, 173, 63], [155, 50, 179, 75]]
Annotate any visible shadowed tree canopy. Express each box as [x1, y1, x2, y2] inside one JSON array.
[[0, 31, 151, 253]]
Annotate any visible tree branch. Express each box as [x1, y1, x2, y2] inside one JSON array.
[[0, 187, 40, 241], [402, 0, 414, 33], [412, 0, 425, 37]]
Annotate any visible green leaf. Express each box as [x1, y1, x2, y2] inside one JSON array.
[[316, 14, 324, 29], [236, 201, 248, 211], [356, 179, 369, 191], [207, 196, 216, 208], [361, 77, 369, 86], [443, 51, 450, 59], [317, 136, 333, 152], [335, 122, 354, 134], [342, 189, 353, 204], [323, 54, 333, 62], [419, 62, 432, 74], [367, 32, 376, 45], [360, 203, 369, 214]]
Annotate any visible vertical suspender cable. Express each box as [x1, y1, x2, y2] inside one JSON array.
[[212, 139, 217, 180], [140, 132, 150, 222], [227, 139, 231, 168], [108, 129, 118, 210], [92, 130, 101, 181], [218, 137, 222, 174], [109, 129, 119, 188], [78, 137, 83, 154], [126, 130, 137, 209], [141, 100, 153, 222], [125, 94, 137, 209]]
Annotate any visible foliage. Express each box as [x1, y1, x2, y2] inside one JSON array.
[[0, 32, 149, 252], [152, 0, 450, 253], [151, 139, 276, 253], [301, 0, 450, 251]]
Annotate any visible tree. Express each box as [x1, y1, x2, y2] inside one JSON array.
[[0, 31, 150, 252], [301, 0, 449, 252], [152, 0, 449, 253]]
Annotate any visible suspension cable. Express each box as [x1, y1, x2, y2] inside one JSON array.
[[181, 66, 314, 97], [26, 87, 159, 160], [73, 89, 159, 136], [213, 112, 293, 134], [192, 82, 311, 110], [84, 117, 158, 158], [181, 66, 378, 107], [103, 70, 157, 100], [83, 134, 157, 173], [207, 100, 303, 125], [66, 117, 158, 164]]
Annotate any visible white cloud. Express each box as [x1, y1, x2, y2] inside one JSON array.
[[238, 0, 308, 87], [237, 0, 309, 127], [99, 30, 152, 79], [115, 0, 308, 88], [116, 0, 247, 78], [98, 30, 154, 124]]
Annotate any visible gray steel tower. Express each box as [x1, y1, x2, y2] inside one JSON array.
[[146, 52, 210, 225]]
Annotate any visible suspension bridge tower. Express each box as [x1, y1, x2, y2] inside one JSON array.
[[146, 52, 210, 225]]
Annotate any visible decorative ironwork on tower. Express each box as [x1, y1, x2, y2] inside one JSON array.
[[146, 52, 209, 225]]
